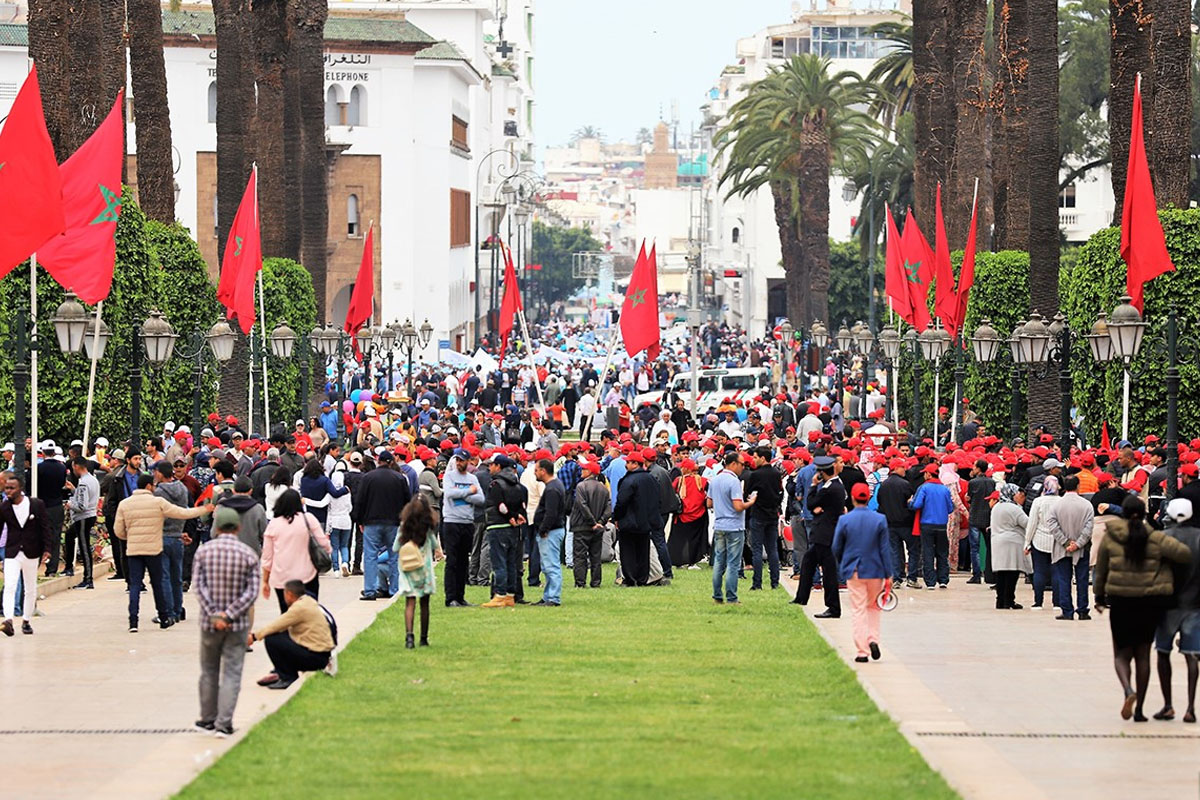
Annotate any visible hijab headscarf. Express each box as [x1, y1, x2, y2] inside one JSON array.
[[998, 482, 1021, 505], [1042, 475, 1060, 496]]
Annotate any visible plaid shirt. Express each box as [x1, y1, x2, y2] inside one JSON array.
[[558, 458, 582, 504], [193, 534, 261, 632]]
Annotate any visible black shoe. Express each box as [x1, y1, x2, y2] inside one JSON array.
[[179, 608, 186, 621], [359, 591, 378, 601], [21, 621, 33, 635], [1010, 603, 1024, 610], [749, 586, 762, 591], [107, 574, 124, 581], [532, 599, 549, 606], [528, 581, 541, 587], [60, 570, 74, 577], [0, 619, 12, 637], [266, 679, 295, 690], [405, 634, 415, 649], [1031, 603, 1043, 609], [182, 582, 190, 593], [419, 637, 429, 647], [813, 610, 840, 619], [213, 725, 235, 738], [869, 642, 881, 660], [351, 567, 364, 576], [575, 584, 586, 589], [514, 599, 530, 605], [159, 617, 175, 629], [194, 719, 215, 733], [152, 616, 160, 624], [71, 580, 94, 590], [1055, 613, 1074, 620], [966, 576, 982, 584], [1078, 610, 1092, 620], [854, 656, 869, 663]]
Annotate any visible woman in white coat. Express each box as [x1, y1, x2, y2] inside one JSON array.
[[990, 483, 1030, 610]]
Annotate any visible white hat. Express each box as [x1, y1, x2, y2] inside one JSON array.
[[295, 419, 305, 427], [1, 442, 12, 452], [1166, 498, 1194, 523], [363, 405, 377, 417], [177, 425, 191, 434], [430, 424, 442, 434], [163, 421, 175, 431], [40, 439, 56, 452], [447, 427, 459, 436], [523, 442, 537, 452], [94, 437, 109, 447], [70, 439, 84, 448]]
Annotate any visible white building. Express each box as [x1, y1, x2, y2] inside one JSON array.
[[0, 0, 536, 355], [702, 0, 1113, 336]]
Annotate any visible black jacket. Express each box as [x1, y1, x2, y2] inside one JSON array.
[[743, 464, 783, 523], [0, 496, 53, 559], [533, 478, 566, 535], [250, 460, 282, 504], [485, 469, 527, 527], [807, 478, 846, 547], [647, 463, 680, 518], [613, 469, 662, 533], [351, 467, 412, 526], [839, 466, 867, 512], [876, 474, 915, 529], [966, 475, 994, 529]]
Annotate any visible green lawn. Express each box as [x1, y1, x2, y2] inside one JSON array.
[[178, 569, 956, 799]]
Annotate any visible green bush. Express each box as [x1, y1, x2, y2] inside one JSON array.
[[961, 250, 1031, 438], [261, 257, 318, 426]]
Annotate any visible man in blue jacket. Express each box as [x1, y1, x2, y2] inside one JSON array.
[[833, 483, 894, 662], [908, 464, 955, 589]]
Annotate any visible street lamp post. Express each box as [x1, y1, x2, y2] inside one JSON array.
[[903, 328, 921, 437], [170, 320, 236, 436], [1013, 310, 1074, 450], [918, 320, 951, 444], [1088, 295, 1146, 444], [778, 319, 793, 389], [852, 321, 875, 422], [809, 320, 828, 397], [312, 323, 356, 443], [394, 317, 434, 397], [968, 317, 1022, 443], [268, 322, 319, 422], [834, 322, 853, 415], [877, 323, 902, 423]]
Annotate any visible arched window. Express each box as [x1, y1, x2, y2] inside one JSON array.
[[347, 193, 360, 236], [207, 81, 217, 124], [348, 85, 365, 126], [325, 86, 341, 126], [731, 226, 740, 244]]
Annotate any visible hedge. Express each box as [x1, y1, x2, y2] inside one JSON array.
[[261, 257, 319, 426]]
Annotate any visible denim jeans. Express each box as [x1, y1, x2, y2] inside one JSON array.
[[888, 527, 909, 581], [920, 524, 949, 587], [712, 529, 745, 602], [649, 528, 673, 579], [329, 527, 351, 570], [160, 537, 185, 620], [363, 523, 398, 596], [1052, 547, 1090, 616], [1030, 548, 1055, 607], [523, 525, 542, 585], [488, 526, 521, 596], [127, 554, 168, 624], [564, 528, 574, 568], [748, 516, 780, 589], [967, 527, 984, 578], [536, 528, 566, 604]]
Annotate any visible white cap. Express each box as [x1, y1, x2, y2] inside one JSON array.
[[363, 406, 377, 417], [523, 442, 537, 452], [295, 419, 306, 427], [1, 442, 12, 452], [177, 425, 191, 434], [163, 421, 175, 431], [70, 439, 84, 448], [40, 439, 56, 452], [430, 424, 442, 433], [447, 427, 459, 436], [1167, 498, 1194, 523], [94, 437, 109, 447], [420, 398, 431, 405]]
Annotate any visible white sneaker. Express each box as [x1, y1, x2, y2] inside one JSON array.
[[324, 650, 338, 677], [340, 563, 350, 578]]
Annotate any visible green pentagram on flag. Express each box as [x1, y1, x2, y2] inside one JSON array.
[[234, 235, 244, 257], [88, 184, 122, 225], [630, 288, 647, 307], [903, 260, 922, 283]]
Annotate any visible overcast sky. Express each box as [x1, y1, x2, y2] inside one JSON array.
[[536, 0, 789, 150]]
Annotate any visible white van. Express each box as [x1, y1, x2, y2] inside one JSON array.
[[633, 368, 771, 413]]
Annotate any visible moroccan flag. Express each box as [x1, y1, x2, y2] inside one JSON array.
[[932, 184, 957, 336], [218, 168, 262, 334], [38, 92, 124, 304], [952, 188, 979, 334], [343, 224, 374, 362], [899, 208, 932, 332], [497, 239, 522, 368], [883, 206, 911, 322], [1120, 74, 1173, 311], [621, 240, 661, 360], [0, 65, 65, 279], [1100, 420, 1112, 452]]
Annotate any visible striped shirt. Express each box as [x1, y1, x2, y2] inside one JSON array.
[[193, 534, 261, 632]]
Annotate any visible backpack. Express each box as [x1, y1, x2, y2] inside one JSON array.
[[867, 470, 883, 511]]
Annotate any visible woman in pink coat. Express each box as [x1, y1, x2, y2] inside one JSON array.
[[261, 489, 330, 613]]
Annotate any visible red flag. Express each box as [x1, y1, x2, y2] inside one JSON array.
[[1100, 420, 1112, 452], [952, 187, 979, 333], [38, 92, 123, 304], [933, 184, 957, 337], [884, 206, 911, 322], [343, 224, 374, 362], [0, 65, 65, 279], [898, 208, 932, 332], [217, 168, 262, 334], [621, 240, 661, 359], [1120, 75, 1174, 311], [497, 239, 522, 368]]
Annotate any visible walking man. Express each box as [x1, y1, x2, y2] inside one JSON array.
[[834, 483, 894, 662], [708, 451, 756, 604], [0, 475, 53, 636], [795, 455, 845, 617], [192, 505, 261, 737]]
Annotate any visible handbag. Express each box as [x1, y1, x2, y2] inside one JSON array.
[[304, 514, 332, 574], [399, 540, 424, 573]]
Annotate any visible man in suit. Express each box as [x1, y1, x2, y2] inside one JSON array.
[[793, 455, 845, 618], [1, 474, 54, 635], [612, 452, 663, 586]]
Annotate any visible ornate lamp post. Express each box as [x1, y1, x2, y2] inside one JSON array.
[[396, 317, 434, 397], [778, 319, 793, 388], [834, 321, 853, 411], [809, 320, 828, 395], [918, 320, 951, 444], [1013, 310, 1073, 451], [903, 328, 921, 436], [170, 320, 236, 436], [1089, 295, 1146, 444], [877, 323, 902, 423]]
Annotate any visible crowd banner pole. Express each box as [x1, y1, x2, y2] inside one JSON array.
[[932, 367, 940, 448], [517, 307, 546, 416], [583, 325, 620, 442], [247, 325, 255, 436], [82, 302, 103, 457], [30, 256, 38, 496], [258, 269, 271, 434]]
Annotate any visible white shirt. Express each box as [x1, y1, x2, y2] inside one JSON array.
[[719, 419, 743, 438], [11, 496, 29, 528]]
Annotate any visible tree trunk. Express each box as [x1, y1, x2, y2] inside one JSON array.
[[66, 0, 103, 154], [282, 42, 303, 262], [99, 0, 127, 184], [214, 0, 255, 419], [948, 0, 990, 247], [293, 0, 329, 319], [27, 0, 72, 162], [251, 0, 291, 257], [1027, 0, 1061, 438], [1148, 0, 1191, 208], [1109, 0, 1151, 217], [992, 0, 1031, 251], [128, 0, 175, 222], [773, 181, 808, 330], [912, 0, 955, 228], [797, 130, 831, 330]]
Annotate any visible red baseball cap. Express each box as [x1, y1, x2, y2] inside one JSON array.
[[851, 483, 871, 502]]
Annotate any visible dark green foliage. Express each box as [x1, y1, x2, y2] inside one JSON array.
[[530, 221, 605, 309], [961, 251, 1031, 438], [261, 257, 319, 425]]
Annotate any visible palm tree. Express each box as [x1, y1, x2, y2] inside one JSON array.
[[716, 55, 877, 328], [27, 0, 72, 160], [911, 0, 954, 228], [251, 0, 290, 256], [292, 0, 330, 319], [992, 0, 1030, 251], [570, 125, 604, 144], [1147, 0, 1191, 207], [1108, 0, 1150, 216], [129, 0, 176, 222], [851, 113, 915, 260], [865, 16, 913, 129]]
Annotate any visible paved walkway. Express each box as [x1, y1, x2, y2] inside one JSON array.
[[0, 570, 393, 800], [790, 575, 1200, 800]]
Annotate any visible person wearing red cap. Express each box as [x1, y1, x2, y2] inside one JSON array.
[[908, 465, 955, 589], [612, 452, 662, 586], [834, 482, 894, 662], [569, 461, 611, 588], [670, 458, 708, 569]]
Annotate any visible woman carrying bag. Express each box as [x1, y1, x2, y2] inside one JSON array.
[[262, 489, 332, 613]]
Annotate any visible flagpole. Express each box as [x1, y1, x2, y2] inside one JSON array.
[[950, 178, 980, 448], [29, 255, 38, 496], [82, 302, 103, 457], [932, 367, 940, 449], [258, 269, 270, 434], [247, 329, 255, 435], [516, 307, 546, 416], [582, 324, 620, 443]]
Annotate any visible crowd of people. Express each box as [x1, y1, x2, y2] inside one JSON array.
[[3, 317, 1199, 734]]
